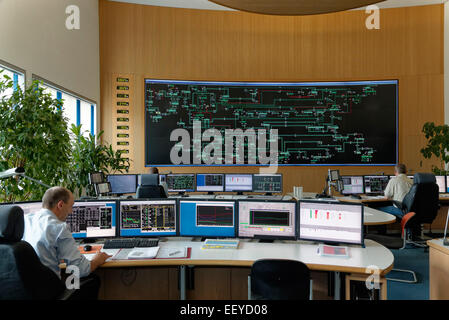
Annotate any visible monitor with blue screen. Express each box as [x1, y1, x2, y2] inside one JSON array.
[[196, 173, 224, 193], [237, 200, 297, 240], [67, 200, 117, 239], [179, 199, 236, 237], [119, 199, 177, 237]]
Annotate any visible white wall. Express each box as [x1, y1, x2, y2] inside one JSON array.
[[0, 0, 100, 120]]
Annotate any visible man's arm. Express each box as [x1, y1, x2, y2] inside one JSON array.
[[90, 252, 111, 272]]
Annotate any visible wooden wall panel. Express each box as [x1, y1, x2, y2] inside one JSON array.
[[99, 0, 444, 194]]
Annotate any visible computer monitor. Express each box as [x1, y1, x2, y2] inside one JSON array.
[[435, 175, 446, 193], [298, 200, 364, 246], [341, 176, 364, 195], [237, 200, 297, 240], [252, 174, 282, 194], [363, 175, 389, 194], [67, 200, 117, 239], [119, 199, 177, 237], [2, 201, 43, 215], [179, 199, 236, 237], [196, 173, 224, 193], [225, 174, 253, 193], [166, 174, 195, 193], [107, 174, 137, 195]]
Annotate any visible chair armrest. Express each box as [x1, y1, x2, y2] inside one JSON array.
[[401, 212, 416, 238]]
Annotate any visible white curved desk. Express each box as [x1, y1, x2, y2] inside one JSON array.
[[97, 239, 394, 300]]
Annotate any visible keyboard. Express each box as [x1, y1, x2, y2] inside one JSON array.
[[102, 238, 159, 249]]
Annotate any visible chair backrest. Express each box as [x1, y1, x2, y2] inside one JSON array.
[[136, 185, 166, 199], [250, 259, 310, 300], [0, 205, 64, 300], [402, 173, 439, 226]]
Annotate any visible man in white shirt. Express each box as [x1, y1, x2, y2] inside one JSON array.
[[378, 164, 413, 218], [23, 186, 111, 299]]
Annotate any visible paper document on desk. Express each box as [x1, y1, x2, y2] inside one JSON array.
[[157, 247, 188, 258], [127, 246, 160, 259]]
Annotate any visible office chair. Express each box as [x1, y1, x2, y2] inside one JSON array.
[[136, 174, 167, 199], [248, 259, 311, 300], [366, 212, 418, 283], [400, 172, 439, 244], [0, 205, 68, 299]]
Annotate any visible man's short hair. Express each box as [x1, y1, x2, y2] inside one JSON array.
[[395, 163, 407, 174], [42, 187, 72, 209]]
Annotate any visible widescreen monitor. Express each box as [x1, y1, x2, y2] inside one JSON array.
[[67, 200, 117, 239], [179, 200, 236, 237], [436, 175, 446, 193], [252, 174, 282, 194], [196, 173, 224, 193], [166, 174, 195, 193], [107, 174, 137, 195], [119, 199, 177, 237], [237, 200, 297, 240], [225, 174, 253, 192], [298, 200, 364, 246], [10, 201, 43, 215], [341, 176, 364, 195], [363, 175, 389, 194]]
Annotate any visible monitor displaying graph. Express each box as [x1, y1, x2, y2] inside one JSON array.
[[298, 200, 364, 246], [145, 79, 398, 166], [237, 200, 297, 240], [119, 200, 177, 237], [179, 200, 236, 237]]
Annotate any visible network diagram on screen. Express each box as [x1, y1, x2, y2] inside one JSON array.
[[145, 79, 398, 166]]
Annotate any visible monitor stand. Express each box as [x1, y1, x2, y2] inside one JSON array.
[[178, 191, 188, 197], [258, 239, 274, 243], [264, 192, 273, 196], [81, 238, 96, 244]]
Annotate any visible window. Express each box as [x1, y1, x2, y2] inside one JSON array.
[[0, 63, 25, 100], [40, 82, 96, 138]]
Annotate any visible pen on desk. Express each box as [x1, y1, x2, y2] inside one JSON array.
[[169, 250, 182, 256]]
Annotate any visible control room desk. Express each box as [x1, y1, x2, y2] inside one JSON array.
[[427, 239, 449, 299], [94, 239, 394, 300]]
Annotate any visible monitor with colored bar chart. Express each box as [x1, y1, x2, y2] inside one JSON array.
[[237, 200, 297, 240], [298, 200, 364, 246]]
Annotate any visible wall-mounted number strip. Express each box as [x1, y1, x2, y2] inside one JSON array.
[[117, 93, 129, 98], [117, 109, 129, 114], [117, 86, 129, 90], [116, 77, 129, 82], [117, 125, 129, 130], [117, 141, 129, 146], [117, 101, 129, 106], [117, 133, 129, 138], [117, 117, 129, 122]]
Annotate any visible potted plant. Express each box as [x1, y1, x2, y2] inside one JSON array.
[[420, 122, 449, 175], [68, 124, 130, 197], [0, 73, 71, 202]]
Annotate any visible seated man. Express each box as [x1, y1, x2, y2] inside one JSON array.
[[22, 186, 111, 299], [378, 164, 413, 218]]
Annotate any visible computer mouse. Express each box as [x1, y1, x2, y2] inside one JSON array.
[[83, 245, 92, 252]]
